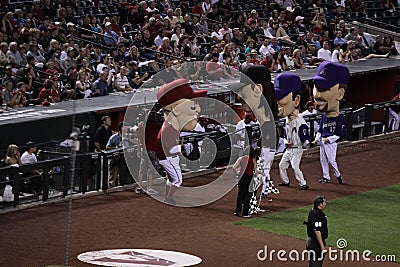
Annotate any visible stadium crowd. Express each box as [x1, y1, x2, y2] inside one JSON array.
[[0, 0, 398, 110]]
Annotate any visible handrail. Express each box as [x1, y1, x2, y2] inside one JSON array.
[[71, 36, 114, 51], [350, 20, 400, 40], [144, 47, 191, 62]]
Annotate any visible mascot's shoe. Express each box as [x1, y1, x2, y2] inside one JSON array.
[[336, 176, 343, 184], [300, 185, 310, 190], [242, 214, 252, 218], [278, 182, 290, 186], [319, 178, 330, 183]]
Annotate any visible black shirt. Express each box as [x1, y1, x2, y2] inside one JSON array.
[[93, 125, 112, 150], [307, 208, 328, 242]]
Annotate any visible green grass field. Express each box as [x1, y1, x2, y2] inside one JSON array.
[[236, 184, 400, 263]]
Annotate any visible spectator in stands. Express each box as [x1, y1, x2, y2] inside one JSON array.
[[4, 144, 22, 166], [162, 18, 174, 39], [80, 16, 95, 41], [2, 66, 16, 86], [339, 42, 352, 62], [357, 28, 375, 50], [383, 36, 396, 55], [115, 66, 135, 92], [373, 35, 391, 55], [260, 52, 274, 71], [257, 39, 273, 59], [174, 8, 184, 24], [90, 16, 102, 33], [7, 42, 24, 65], [171, 25, 183, 43], [103, 22, 120, 47], [311, 13, 327, 34], [36, 79, 54, 105], [93, 71, 110, 97], [202, 0, 212, 15], [76, 70, 93, 99], [334, 30, 347, 46], [60, 47, 77, 76], [331, 43, 341, 62], [293, 49, 305, 69], [295, 16, 307, 35], [344, 27, 358, 42], [206, 52, 233, 79], [3, 80, 17, 108], [318, 41, 332, 61], [301, 101, 319, 135], [106, 121, 123, 187], [26, 41, 45, 64], [165, 8, 179, 28], [192, 0, 203, 15], [20, 141, 42, 196], [94, 116, 112, 153], [128, 61, 149, 89], [1, 12, 17, 35], [12, 82, 28, 108], [0, 42, 10, 66], [296, 33, 308, 48], [157, 37, 173, 65], [336, 20, 348, 36], [146, 1, 159, 14]]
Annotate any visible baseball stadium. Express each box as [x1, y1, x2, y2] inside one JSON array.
[[0, 0, 400, 266]]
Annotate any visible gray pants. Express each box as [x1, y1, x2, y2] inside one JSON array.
[[306, 237, 324, 267]]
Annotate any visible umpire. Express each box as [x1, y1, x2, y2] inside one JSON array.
[[306, 196, 328, 267]]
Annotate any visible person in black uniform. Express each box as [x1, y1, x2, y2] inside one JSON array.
[[306, 196, 328, 267], [94, 116, 112, 153]]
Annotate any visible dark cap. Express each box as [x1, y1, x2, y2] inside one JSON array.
[[26, 141, 36, 148], [228, 65, 272, 92], [313, 61, 350, 89], [274, 72, 302, 100]]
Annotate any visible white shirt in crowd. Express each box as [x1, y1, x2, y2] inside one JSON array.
[[317, 48, 332, 61], [20, 152, 38, 165], [331, 49, 340, 62]]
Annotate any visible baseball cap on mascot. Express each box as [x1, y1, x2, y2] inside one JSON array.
[[313, 61, 350, 90], [274, 72, 302, 100], [157, 79, 208, 108]]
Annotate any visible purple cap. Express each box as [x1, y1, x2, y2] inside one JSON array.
[[313, 61, 350, 89], [274, 73, 302, 100]]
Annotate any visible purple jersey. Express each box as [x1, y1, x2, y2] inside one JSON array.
[[318, 113, 346, 138]]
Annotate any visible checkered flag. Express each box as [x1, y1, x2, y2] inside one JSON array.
[[248, 192, 258, 215]]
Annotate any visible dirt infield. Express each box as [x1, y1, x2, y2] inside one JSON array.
[[0, 134, 399, 267]]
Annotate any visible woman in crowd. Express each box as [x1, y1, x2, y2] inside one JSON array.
[[26, 41, 46, 63], [174, 8, 184, 24], [292, 48, 305, 69], [4, 144, 22, 166], [170, 25, 183, 43], [339, 42, 352, 62], [90, 16, 102, 33], [163, 18, 174, 39], [75, 70, 93, 99]]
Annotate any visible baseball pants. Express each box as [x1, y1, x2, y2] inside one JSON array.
[[320, 142, 341, 181], [159, 155, 182, 187], [279, 147, 307, 186]]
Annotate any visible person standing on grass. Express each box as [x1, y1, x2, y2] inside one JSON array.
[[306, 196, 328, 267]]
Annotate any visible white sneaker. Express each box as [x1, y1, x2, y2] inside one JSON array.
[[135, 188, 144, 194]]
